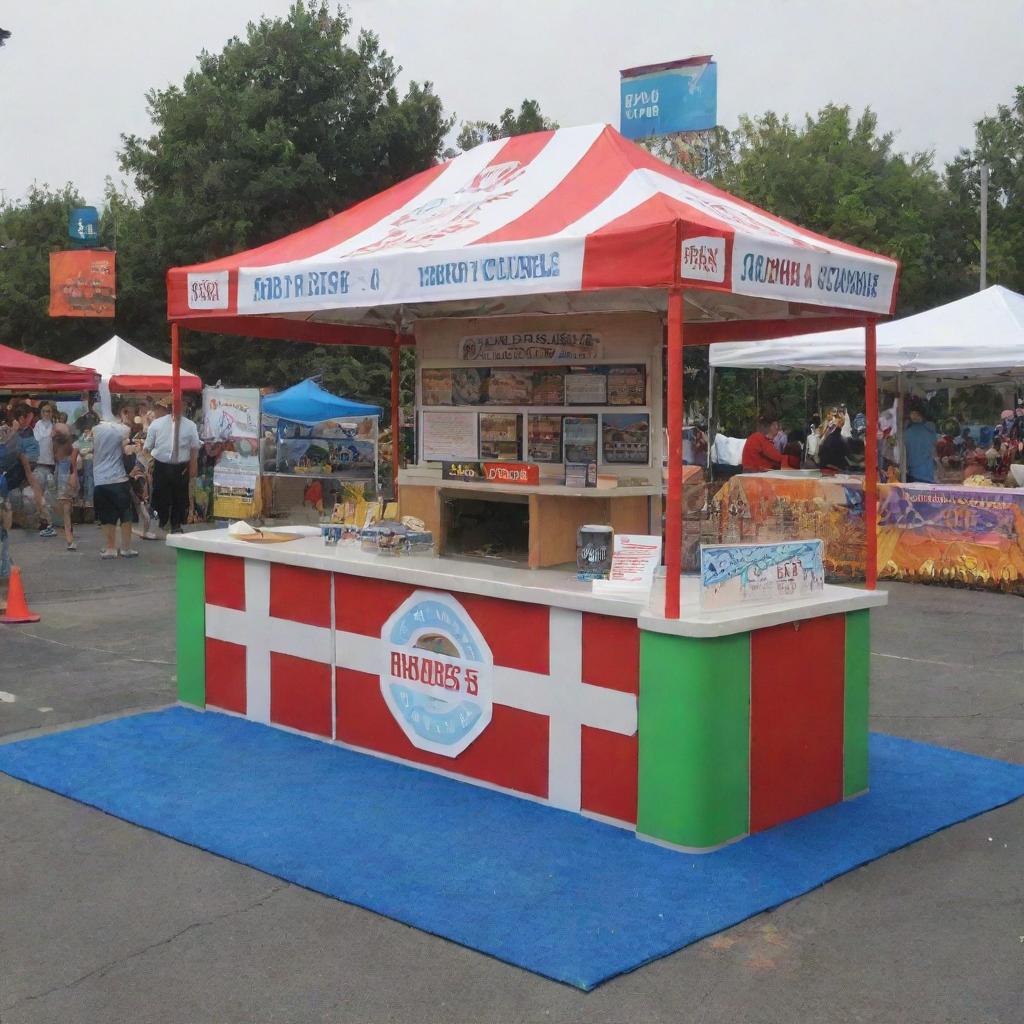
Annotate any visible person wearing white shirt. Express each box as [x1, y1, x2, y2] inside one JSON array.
[[144, 396, 201, 534]]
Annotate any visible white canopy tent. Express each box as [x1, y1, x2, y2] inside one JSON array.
[[708, 285, 1024, 479], [710, 285, 1024, 388], [72, 335, 201, 419]]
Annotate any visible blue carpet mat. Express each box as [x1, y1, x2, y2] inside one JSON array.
[[2, 707, 1023, 990]]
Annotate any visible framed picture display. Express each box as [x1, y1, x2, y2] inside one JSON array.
[[563, 415, 598, 463], [421, 411, 480, 462], [527, 414, 562, 462], [602, 413, 650, 464], [530, 367, 566, 406], [478, 413, 521, 461], [486, 368, 533, 405], [607, 365, 646, 406], [564, 368, 607, 405], [421, 368, 454, 406], [451, 367, 489, 405]]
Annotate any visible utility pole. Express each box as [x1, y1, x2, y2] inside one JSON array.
[[980, 163, 989, 291]]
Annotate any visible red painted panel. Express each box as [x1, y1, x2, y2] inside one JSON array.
[[581, 726, 638, 824], [335, 668, 549, 797], [335, 575, 415, 637], [270, 564, 331, 627], [749, 615, 846, 832], [270, 652, 332, 738], [205, 553, 245, 610], [205, 637, 246, 714], [581, 613, 639, 694], [456, 593, 550, 674]]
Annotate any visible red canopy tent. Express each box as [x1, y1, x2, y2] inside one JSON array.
[[0, 342, 100, 393], [166, 123, 899, 615]]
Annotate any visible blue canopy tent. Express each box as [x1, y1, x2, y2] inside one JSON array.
[[262, 378, 381, 424], [262, 380, 383, 500]]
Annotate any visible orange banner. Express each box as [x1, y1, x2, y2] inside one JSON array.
[[49, 250, 116, 317]]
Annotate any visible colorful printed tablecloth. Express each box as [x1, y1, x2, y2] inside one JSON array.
[[712, 474, 1024, 591]]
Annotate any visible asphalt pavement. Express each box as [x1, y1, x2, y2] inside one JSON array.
[[1, 525, 1022, 1023]]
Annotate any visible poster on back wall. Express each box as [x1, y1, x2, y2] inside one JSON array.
[[202, 387, 261, 441]]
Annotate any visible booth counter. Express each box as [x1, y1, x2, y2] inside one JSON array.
[[713, 471, 1024, 591], [170, 529, 885, 851]]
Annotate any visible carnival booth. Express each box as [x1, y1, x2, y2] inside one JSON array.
[[73, 334, 201, 418], [710, 286, 1024, 591], [261, 378, 381, 517], [163, 124, 895, 851], [0, 343, 100, 394]]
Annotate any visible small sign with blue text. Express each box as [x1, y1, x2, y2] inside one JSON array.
[[619, 56, 717, 141]]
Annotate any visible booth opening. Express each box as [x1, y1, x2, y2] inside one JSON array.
[[442, 493, 530, 565]]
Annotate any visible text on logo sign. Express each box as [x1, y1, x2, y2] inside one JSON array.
[[389, 651, 479, 695]]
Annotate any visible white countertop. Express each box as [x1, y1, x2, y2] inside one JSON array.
[[167, 528, 887, 638]]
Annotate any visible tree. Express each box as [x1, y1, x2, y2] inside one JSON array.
[[117, 0, 452, 395], [699, 105, 976, 433], [0, 185, 114, 363], [454, 99, 557, 153], [946, 85, 1024, 293]]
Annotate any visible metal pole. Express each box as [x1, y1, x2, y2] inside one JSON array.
[[390, 338, 401, 500], [980, 164, 988, 291], [706, 365, 715, 471], [896, 373, 906, 483], [865, 320, 879, 590], [665, 287, 684, 619]]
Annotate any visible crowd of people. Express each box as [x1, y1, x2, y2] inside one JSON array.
[[741, 407, 869, 477], [739, 398, 1024, 486], [0, 395, 201, 603]]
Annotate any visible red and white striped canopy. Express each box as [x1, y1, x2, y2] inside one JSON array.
[[168, 124, 898, 330]]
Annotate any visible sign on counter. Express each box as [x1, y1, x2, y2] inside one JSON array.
[[442, 461, 540, 486], [700, 540, 825, 611]]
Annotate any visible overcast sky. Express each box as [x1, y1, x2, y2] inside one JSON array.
[[2, 0, 1022, 206]]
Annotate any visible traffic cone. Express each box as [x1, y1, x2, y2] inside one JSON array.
[[1, 567, 41, 624]]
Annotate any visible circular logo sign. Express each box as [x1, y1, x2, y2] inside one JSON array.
[[380, 591, 493, 757]]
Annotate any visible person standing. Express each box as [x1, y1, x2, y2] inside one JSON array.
[[11, 405, 52, 535], [51, 417, 79, 550], [741, 416, 784, 473], [32, 402, 57, 537], [92, 410, 136, 558], [903, 406, 938, 484], [145, 397, 200, 534]]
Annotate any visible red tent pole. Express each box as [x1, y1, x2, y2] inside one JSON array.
[[864, 319, 878, 590], [171, 322, 182, 461], [665, 286, 684, 618], [391, 337, 401, 499]]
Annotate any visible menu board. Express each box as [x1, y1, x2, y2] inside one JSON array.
[[564, 415, 598, 463], [531, 368, 566, 406], [421, 368, 453, 406], [421, 410, 479, 462], [451, 367, 488, 405], [487, 369, 533, 405], [607, 365, 646, 406], [602, 413, 650, 464], [527, 414, 562, 463], [479, 413, 520, 461], [564, 368, 607, 405]]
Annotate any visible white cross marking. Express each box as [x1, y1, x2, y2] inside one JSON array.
[[206, 562, 637, 814]]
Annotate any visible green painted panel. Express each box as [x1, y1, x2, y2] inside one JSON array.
[[843, 609, 870, 796], [176, 549, 206, 707], [637, 630, 750, 849]]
